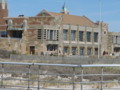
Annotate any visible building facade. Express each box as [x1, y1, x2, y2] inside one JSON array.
[[0, 0, 120, 57]]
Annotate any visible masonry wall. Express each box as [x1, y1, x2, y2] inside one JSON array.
[[0, 38, 21, 53], [10, 54, 120, 64]]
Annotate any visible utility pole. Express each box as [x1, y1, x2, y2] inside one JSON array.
[[98, 0, 102, 59]]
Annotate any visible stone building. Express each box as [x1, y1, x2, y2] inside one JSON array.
[[0, 0, 120, 57]]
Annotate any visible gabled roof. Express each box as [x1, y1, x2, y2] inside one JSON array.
[[49, 12, 98, 27], [37, 9, 53, 17]]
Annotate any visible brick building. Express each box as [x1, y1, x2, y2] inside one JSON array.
[[0, 0, 120, 57]]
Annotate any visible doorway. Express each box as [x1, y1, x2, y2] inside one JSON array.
[[30, 46, 35, 54]]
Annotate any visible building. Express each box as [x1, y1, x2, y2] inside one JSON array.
[[0, 0, 120, 57]]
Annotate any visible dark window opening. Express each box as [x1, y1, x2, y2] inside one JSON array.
[[95, 48, 98, 55], [80, 47, 84, 56], [64, 47, 68, 54], [79, 31, 84, 41], [42, 13, 46, 16], [47, 44, 58, 51], [86, 32, 91, 42], [0, 31, 7, 37], [87, 48, 92, 55], [114, 47, 120, 52], [94, 32, 98, 42], [10, 31, 23, 38], [72, 47, 76, 55], [30, 46, 35, 54]]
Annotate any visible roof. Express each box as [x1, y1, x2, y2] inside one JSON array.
[[49, 12, 98, 27]]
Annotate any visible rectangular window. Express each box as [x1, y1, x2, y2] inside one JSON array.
[[71, 30, 76, 41], [47, 45, 57, 51], [47, 30, 59, 41], [95, 48, 98, 55], [63, 29, 68, 41], [38, 29, 42, 39], [42, 13, 46, 16], [11, 31, 22, 38], [86, 32, 91, 42], [87, 48, 92, 55], [50, 30, 53, 40], [80, 47, 84, 56], [94, 32, 98, 42], [57, 30, 59, 41], [72, 47, 76, 55], [44, 29, 46, 40], [64, 47, 68, 54], [0, 31, 7, 37], [79, 31, 84, 41]]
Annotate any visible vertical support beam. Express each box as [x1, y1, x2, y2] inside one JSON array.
[[48, 30, 50, 40], [100, 67, 103, 90], [37, 66, 41, 90], [27, 65, 31, 90], [72, 67, 75, 90], [1, 64, 4, 88], [81, 67, 83, 90], [53, 30, 54, 40], [46, 29, 48, 40]]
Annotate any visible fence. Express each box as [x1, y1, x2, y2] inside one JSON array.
[[0, 62, 120, 90]]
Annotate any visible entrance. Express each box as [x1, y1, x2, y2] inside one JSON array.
[[30, 46, 35, 54]]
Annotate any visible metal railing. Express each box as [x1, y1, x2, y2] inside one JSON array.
[[0, 62, 120, 90]]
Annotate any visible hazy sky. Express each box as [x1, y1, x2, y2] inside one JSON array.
[[8, 0, 120, 32]]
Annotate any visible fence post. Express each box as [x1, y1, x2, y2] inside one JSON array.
[[72, 67, 75, 90], [81, 67, 83, 90], [26, 65, 31, 90], [1, 64, 4, 88], [37, 65, 41, 90], [100, 67, 103, 90]]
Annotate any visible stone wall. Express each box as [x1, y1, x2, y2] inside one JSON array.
[[10, 54, 120, 64], [101, 22, 109, 55], [0, 38, 21, 53]]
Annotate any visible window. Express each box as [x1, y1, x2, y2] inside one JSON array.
[[80, 47, 84, 56], [57, 30, 59, 40], [11, 31, 22, 38], [44, 30, 46, 40], [50, 30, 53, 40], [71, 30, 76, 41], [64, 47, 68, 54], [72, 47, 76, 55], [79, 31, 84, 41], [47, 30, 59, 41], [38, 29, 42, 39], [95, 48, 98, 55], [42, 13, 46, 16], [94, 32, 98, 42], [0, 31, 7, 37], [63, 29, 68, 41], [47, 45, 58, 51], [87, 48, 92, 55], [86, 32, 91, 42]]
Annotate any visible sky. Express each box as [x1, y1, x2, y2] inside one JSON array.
[[8, 0, 120, 32]]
